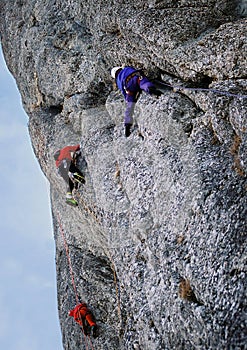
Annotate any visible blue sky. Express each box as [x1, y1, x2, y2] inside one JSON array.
[[0, 47, 62, 348]]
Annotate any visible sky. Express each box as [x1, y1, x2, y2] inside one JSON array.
[[0, 47, 63, 348]]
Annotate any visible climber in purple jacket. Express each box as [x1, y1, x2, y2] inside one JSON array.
[[111, 66, 163, 137]]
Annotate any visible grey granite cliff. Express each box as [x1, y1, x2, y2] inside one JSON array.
[[0, 1, 246, 349]]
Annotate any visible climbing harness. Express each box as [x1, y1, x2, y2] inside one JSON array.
[[125, 71, 143, 87], [157, 81, 247, 99], [124, 71, 143, 98], [57, 212, 96, 350]]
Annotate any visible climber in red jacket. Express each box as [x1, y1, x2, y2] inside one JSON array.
[[69, 303, 97, 337], [54, 144, 85, 206]]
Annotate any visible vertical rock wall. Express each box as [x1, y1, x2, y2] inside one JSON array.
[[1, 1, 246, 349]]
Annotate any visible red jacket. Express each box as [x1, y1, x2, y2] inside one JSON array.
[[69, 303, 96, 327], [55, 145, 80, 168]]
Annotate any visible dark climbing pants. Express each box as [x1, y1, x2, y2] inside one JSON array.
[[58, 160, 84, 193]]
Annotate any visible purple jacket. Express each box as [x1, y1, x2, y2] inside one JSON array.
[[116, 66, 154, 125], [116, 66, 140, 99]]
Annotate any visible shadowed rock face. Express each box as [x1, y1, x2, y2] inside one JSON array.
[[1, 1, 246, 349]]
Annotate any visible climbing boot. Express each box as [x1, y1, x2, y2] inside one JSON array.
[[125, 123, 132, 137], [65, 192, 78, 206], [66, 197, 78, 206]]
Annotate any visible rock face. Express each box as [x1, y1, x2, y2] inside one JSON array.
[[1, 1, 247, 349]]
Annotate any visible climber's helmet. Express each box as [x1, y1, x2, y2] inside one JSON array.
[[111, 66, 122, 79]]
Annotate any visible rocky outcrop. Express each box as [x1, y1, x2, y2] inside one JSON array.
[[1, 1, 246, 349]]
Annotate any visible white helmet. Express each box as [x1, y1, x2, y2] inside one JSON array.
[[111, 66, 122, 79]]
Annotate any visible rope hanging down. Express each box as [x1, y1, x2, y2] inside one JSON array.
[[57, 212, 95, 350], [158, 81, 247, 99], [57, 212, 80, 305]]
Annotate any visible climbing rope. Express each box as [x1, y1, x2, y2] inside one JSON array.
[[108, 251, 122, 323], [157, 81, 247, 99], [57, 212, 80, 305], [57, 212, 95, 350], [75, 183, 123, 328]]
